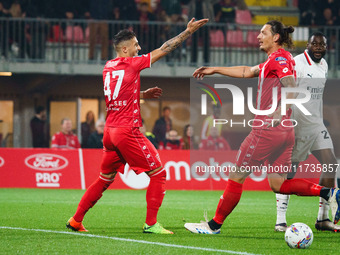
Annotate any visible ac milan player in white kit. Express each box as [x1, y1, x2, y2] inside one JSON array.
[[66, 17, 208, 234], [184, 21, 340, 235], [275, 32, 340, 232]]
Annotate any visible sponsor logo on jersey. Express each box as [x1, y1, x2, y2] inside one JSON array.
[[282, 67, 289, 73], [279, 61, 287, 65], [275, 57, 287, 61], [0, 156, 4, 167], [25, 153, 68, 171]]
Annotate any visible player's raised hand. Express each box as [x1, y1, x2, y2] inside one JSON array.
[[186, 18, 209, 34], [143, 86, 163, 99], [151, 18, 208, 64], [193, 66, 215, 79]]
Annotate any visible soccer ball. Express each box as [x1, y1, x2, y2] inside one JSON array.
[[284, 223, 313, 249]]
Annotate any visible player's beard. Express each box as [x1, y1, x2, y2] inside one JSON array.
[[308, 49, 326, 63]]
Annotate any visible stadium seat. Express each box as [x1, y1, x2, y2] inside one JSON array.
[[49, 25, 64, 42], [210, 29, 225, 47], [65, 26, 84, 43], [235, 10, 252, 25], [84, 26, 105, 44], [226, 30, 245, 47], [246, 30, 259, 47]]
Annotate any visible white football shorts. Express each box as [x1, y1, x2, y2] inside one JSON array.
[[291, 125, 334, 162]]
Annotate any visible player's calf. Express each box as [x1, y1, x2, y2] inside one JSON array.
[[144, 168, 173, 234], [145, 168, 166, 226]]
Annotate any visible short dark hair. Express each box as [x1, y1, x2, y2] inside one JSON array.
[[266, 20, 295, 49], [309, 31, 327, 42], [35, 106, 45, 114], [113, 29, 136, 49], [162, 106, 171, 112]]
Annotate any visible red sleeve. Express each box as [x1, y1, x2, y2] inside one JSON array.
[[74, 136, 81, 149], [51, 133, 60, 148], [131, 53, 151, 72], [199, 140, 207, 150], [270, 55, 294, 79]]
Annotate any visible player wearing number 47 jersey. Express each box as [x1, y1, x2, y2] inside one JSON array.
[[184, 21, 340, 235], [275, 32, 340, 232], [66, 18, 209, 234]]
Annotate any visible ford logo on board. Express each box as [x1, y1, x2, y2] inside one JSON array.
[[25, 154, 68, 171]]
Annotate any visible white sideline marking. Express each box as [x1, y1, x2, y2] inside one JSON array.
[[0, 226, 260, 255], [78, 149, 86, 190]]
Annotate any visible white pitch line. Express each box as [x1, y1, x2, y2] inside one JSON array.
[[0, 226, 261, 255]]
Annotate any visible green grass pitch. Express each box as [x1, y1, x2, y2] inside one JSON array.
[[0, 188, 338, 254]]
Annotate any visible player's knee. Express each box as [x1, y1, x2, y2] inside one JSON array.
[[148, 166, 166, 178], [268, 173, 286, 193], [149, 167, 166, 181], [100, 172, 117, 180], [271, 186, 281, 193], [229, 168, 248, 184], [269, 181, 282, 193]]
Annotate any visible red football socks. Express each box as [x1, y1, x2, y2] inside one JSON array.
[[145, 169, 166, 226], [279, 179, 322, 196], [213, 180, 243, 225], [73, 175, 114, 222]]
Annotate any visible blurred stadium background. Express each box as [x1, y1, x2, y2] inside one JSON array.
[[1, 1, 340, 253]]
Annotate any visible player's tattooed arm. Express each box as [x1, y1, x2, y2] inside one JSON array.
[[160, 30, 191, 53], [151, 18, 208, 64], [280, 75, 298, 108], [251, 65, 260, 77], [280, 75, 296, 88]]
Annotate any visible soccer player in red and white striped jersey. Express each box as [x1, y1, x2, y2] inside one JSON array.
[[184, 20, 340, 234], [66, 17, 208, 234]]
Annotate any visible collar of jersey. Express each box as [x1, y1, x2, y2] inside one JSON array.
[[304, 50, 312, 66], [267, 48, 284, 59]]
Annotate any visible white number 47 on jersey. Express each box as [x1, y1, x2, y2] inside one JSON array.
[[104, 70, 125, 101]]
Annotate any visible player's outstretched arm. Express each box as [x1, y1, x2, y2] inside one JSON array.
[[193, 65, 260, 79], [141, 86, 163, 99], [150, 18, 209, 64]]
